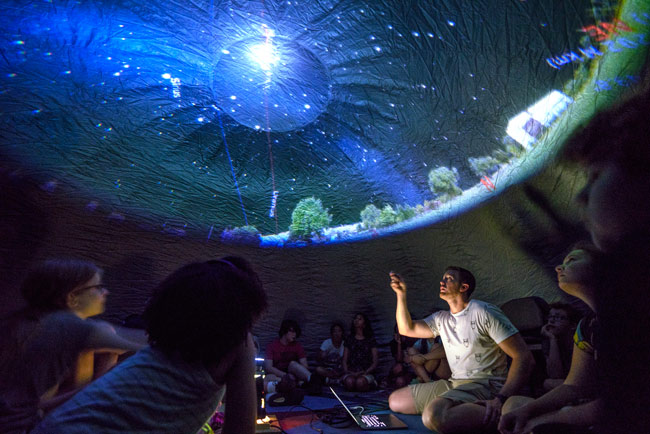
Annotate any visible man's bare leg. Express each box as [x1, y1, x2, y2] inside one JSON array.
[[423, 398, 496, 434], [388, 386, 418, 414]]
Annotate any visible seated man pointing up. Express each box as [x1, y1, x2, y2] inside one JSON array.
[[388, 266, 534, 434]]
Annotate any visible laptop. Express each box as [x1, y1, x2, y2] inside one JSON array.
[[329, 387, 408, 430]]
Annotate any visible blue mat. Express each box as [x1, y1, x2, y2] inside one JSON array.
[[265, 388, 434, 433]]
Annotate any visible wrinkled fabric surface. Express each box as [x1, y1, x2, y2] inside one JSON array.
[[2, 0, 646, 242]]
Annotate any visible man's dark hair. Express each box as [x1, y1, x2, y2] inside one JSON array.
[[563, 86, 650, 175], [279, 319, 301, 339], [144, 256, 267, 365], [445, 266, 476, 299], [21, 259, 101, 314], [548, 302, 580, 325]]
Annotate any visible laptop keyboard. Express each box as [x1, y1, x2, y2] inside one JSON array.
[[360, 414, 387, 428]]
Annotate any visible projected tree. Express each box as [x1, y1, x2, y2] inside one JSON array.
[[289, 197, 332, 239]]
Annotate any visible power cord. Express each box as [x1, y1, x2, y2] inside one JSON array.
[[266, 423, 288, 433], [318, 405, 356, 430], [285, 404, 326, 433]]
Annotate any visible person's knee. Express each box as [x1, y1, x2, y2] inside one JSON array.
[[288, 360, 301, 371], [422, 398, 451, 432], [388, 390, 401, 412], [425, 360, 440, 375], [502, 395, 532, 414], [344, 375, 356, 390], [288, 361, 310, 380], [388, 388, 416, 414], [356, 376, 369, 391], [543, 378, 562, 392], [394, 376, 407, 388]]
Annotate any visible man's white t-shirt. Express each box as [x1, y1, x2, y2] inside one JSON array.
[[423, 299, 518, 381]]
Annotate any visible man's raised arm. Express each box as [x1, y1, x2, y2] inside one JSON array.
[[390, 272, 434, 339]]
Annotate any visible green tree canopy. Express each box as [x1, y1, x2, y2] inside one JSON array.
[[289, 197, 332, 237], [428, 166, 462, 202]]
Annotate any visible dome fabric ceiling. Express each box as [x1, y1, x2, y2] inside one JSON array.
[[0, 0, 648, 246]]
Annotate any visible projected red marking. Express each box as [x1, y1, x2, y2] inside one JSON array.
[[480, 176, 496, 192], [580, 19, 632, 42]]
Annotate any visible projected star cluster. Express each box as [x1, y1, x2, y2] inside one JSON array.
[[213, 35, 331, 132]]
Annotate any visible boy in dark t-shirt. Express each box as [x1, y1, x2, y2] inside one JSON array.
[[266, 336, 306, 372]]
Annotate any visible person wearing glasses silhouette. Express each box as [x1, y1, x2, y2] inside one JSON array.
[[0, 259, 144, 433]]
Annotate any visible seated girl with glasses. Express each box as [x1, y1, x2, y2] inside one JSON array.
[[0, 259, 145, 433]]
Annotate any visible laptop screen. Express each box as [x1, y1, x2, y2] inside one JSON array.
[[360, 414, 388, 428], [329, 387, 408, 430]]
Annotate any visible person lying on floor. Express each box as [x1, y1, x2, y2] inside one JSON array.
[[389, 266, 534, 434], [32, 256, 268, 434]]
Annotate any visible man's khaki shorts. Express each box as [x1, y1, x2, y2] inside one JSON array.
[[410, 378, 504, 413]]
